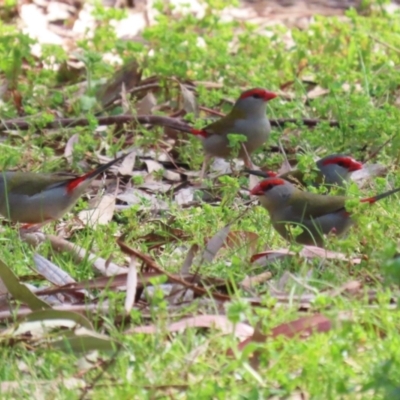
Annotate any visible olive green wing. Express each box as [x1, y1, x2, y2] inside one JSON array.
[[202, 109, 245, 136], [288, 191, 348, 219], [0, 172, 75, 196]]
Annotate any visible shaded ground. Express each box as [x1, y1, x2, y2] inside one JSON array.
[[246, 0, 360, 7], [241, 0, 400, 20]]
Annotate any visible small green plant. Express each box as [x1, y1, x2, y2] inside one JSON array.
[[0, 0, 400, 398]]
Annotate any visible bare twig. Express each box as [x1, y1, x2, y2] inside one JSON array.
[[270, 118, 341, 128], [79, 347, 122, 400], [363, 134, 395, 163], [0, 115, 341, 132], [117, 236, 234, 303], [0, 115, 193, 133], [368, 34, 400, 54]]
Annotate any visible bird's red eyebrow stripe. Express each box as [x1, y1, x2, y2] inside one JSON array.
[[322, 156, 362, 171], [240, 88, 277, 101], [322, 156, 348, 166], [259, 178, 286, 189]]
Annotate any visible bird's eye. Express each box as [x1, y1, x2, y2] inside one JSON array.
[[252, 93, 262, 99], [337, 161, 348, 168]]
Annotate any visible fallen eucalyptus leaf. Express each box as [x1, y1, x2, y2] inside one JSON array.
[[0, 259, 50, 310]]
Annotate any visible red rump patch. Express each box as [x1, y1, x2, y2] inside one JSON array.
[[322, 156, 362, 172], [239, 88, 277, 101], [66, 173, 91, 193], [190, 128, 208, 138], [360, 196, 376, 204]]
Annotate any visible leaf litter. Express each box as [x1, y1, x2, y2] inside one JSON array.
[[6, 213, 390, 360], [1, 5, 398, 396], [0, 101, 393, 369], [6, 127, 393, 353]]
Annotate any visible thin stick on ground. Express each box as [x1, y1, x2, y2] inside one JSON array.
[[78, 347, 122, 400], [363, 134, 395, 163], [0, 115, 342, 132]]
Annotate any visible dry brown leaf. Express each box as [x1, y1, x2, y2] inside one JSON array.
[[224, 231, 259, 254], [125, 256, 138, 314], [175, 187, 195, 205], [327, 280, 363, 298], [78, 193, 116, 227], [118, 151, 136, 175], [136, 91, 157, 115], [251, 246, 362, 265], [306, 85, 329, 100], [210, 158, 233, 175], [277, 156, 293, 175], [240, 272, 272, 290], [236, 314, 332, 352], [0, 304, 111, 321], [271, 314, 332, 338], [248, 174, 261, 191], [64, 133, 79, 165], [163, 169, 181, 181], [47, 235, 127, 276], [170, 245, 199, 304], [143, 159, 164, 173], [120, 82, 130, 113], [138, 181, 172, 193], [33, 254, 75, 286], [351, 163, 388, 188], [0, 259, 49, 310], [116, 187, 169, 210], [180, 83, 199, 116], [96, 59, 141, 108], [19, 231, 46, 247], [129, 315, 254, 340], [180, 245, 199, 275], [202, 224, 231, 263]]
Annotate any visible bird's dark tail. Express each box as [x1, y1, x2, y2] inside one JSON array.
[[361, 186, 400, 204], [66, 152, 129, 193], [244, 169, 278, 178]]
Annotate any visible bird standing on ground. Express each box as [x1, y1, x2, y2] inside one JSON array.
[[245, 154, 363, 190], [190, 88, 277, 179], [250, 177, 400, 247], [0, 152, 128, 226]]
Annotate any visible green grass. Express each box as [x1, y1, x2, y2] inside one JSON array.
[[2, 0, 400, 398]]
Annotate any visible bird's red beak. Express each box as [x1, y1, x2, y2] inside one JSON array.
[[250, 183, 263, 196], [349, 161, 363, 172], [263, 91, 278, 101]]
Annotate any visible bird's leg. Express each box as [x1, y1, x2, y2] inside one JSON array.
[[199, 154, 212, 180], [241, 144, 255, 169], [229, 159, 238, 176]]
